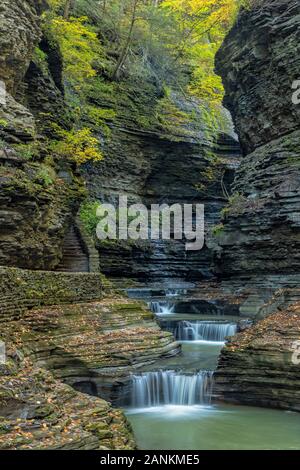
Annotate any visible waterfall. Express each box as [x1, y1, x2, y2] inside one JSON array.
[[150, 301, 175, 315], [176, 321, 237, 342], [131, 370, 214, 407], [166, 289, 187, 297]]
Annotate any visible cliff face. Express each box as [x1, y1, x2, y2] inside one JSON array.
[[0, 0, 45, 95], [83, 86, 240, 280], [0, 0, 83, 270], [215, 0, 300, 289], [215, 303, 300, 411], [214, 0, 300, 409], [216, 0, 300, 155]]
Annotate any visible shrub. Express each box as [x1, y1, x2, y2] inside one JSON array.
[[49, 126, 103, 165], [79, 200, 100, 236], [35, 165, 56, 187], [211, 223, 225, 237], [47, 15, 100, 88], [13, 143, 40, 161]]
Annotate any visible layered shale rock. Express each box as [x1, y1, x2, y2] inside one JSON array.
[[0, 1, 84, 270], [0, 356, 135, 450], [0, 267, 179, 448], [215, 303, 300, 411], [215, 0, 300, 297], [17, 298, 179, 404], [0, 270, 179, 392], [216, 0, 300, 155], [0, 0, 46, 95], [83, 85, 240, 280], [214, 0, 300, 410], [0, 150, 83, 270]]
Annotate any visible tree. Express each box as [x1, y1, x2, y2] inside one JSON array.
[[63, 0, 76, 19], [111, 0, 141, 80]]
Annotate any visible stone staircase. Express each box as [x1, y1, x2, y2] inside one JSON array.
[[56, 225, 89, 272]]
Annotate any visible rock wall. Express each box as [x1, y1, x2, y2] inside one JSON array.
[[0, 267, 179, 448], [215, 303, 300, 411], [83, 86, 240, 280], [215, 0, 300, 291], [0, 1, 84, 270], [0, 0, 46, 95], [214, 0, 300, 410]]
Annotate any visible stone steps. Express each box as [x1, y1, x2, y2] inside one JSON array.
[[56, 226, 89, 273]]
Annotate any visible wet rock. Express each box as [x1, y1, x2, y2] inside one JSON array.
[[214, 0, 300, 410], [215, 0, 300, 296], [0, 357, 135, 450], [215, 303, 300, 411]]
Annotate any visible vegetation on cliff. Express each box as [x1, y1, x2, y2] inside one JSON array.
[[40, 0, 245, 151]]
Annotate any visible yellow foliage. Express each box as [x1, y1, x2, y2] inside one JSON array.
[[161, 0, 240, 105], [50, 127, 103, 165], [47, 16, 100, 87]]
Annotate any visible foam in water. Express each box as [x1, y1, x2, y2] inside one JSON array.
[[176, 321, 237, 342], [131, 370, 214, 407], [150, 301, 175, 315]]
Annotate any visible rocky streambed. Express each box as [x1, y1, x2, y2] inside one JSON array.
[[121, 284, 300, 450]]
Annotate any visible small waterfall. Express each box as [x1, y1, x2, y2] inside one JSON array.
[[166, 288, 187, 297], [176, 321, 237, 342], [150, 301, 175, 315], [131, 370, 214, 407]]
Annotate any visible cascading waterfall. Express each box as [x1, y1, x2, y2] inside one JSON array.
[[175, 321, 237, 342], [150, 301, 175, 315], [166, 288, 187, 297], [131, 370, 214, 407]]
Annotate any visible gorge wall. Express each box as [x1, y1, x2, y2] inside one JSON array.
[[0, 1, 181, 449], [0, 0, 82, 271], [215, 0, 300, 290], [83, 87, 240, 280], [214, 0, 300, 409]]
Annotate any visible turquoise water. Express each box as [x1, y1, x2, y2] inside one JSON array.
[[123, 290, 300, 450], [126, 404, 300, 450]]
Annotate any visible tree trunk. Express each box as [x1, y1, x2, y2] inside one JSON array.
[[112, 0, 139, 81], [63, 0, 75, 20]]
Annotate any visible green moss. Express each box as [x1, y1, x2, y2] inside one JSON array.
[[211, 223, 225, 237]]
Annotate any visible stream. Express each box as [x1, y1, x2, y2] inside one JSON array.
[[123, 283, 300, 450]]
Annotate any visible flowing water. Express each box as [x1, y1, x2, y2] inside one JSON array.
[[124, 285, 300, 450], [131, 370, 214, 407], [166, 320, 237, 342], [150, 301, 175, 315]]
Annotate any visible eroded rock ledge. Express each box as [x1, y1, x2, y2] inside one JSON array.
[[0, 267, 179, 449], [213, 0, 300, 411], [0, 356, 134, 450], [213, 0, 300, 293], [215, 304, 300, 411]]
